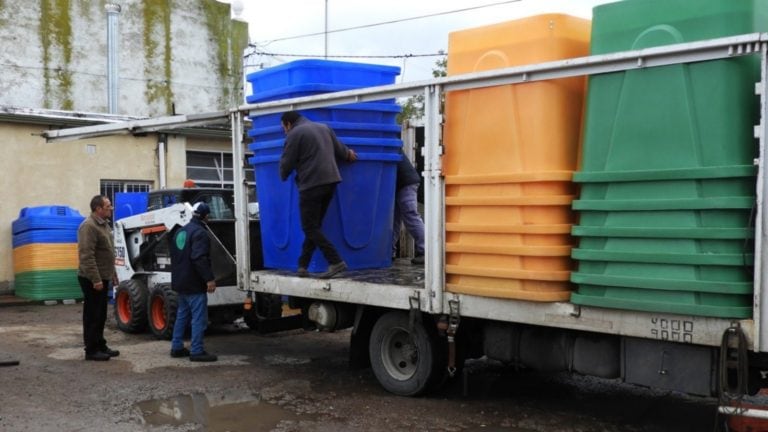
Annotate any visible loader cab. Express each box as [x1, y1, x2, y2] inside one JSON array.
[[146, 188, 264, 273]]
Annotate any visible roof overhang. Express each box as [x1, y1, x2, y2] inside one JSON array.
[[0, 106, 234, 141]]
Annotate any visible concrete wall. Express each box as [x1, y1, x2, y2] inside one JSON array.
[[0, 0, 248, 117], [1, 123, 148, 288]]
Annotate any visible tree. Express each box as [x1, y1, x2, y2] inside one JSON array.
[[396, 52, 447, 124]]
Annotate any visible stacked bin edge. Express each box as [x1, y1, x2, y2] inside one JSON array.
[[570, 0, 768, 318], [12, 206, 85, 301], [247, 60, 402, 272], [442, 14, 590, 302]]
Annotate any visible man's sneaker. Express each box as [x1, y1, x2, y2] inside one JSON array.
[[189, 351, 218, 362], [101, 347, 120, 357], [320, 261, 347, 279], [85, 351, 110, 361], [297, 267, 309, 278], [411, 254, 425, 265], [170, 347, 190, 358]]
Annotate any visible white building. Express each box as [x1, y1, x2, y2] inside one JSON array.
[[1, 0, 251, 292]]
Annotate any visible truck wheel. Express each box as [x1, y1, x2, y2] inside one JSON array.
[[369, 311, 439, 396], [115, 279, 148, 333], [147, 284, 177, 340]]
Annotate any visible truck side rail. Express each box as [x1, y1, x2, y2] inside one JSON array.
[[242, 33, 768, 352]]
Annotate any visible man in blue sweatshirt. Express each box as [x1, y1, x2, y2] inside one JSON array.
[[169, 202, 217, 362], [279, 111, 357, 279]]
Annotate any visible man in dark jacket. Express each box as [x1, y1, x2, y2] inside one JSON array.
[[393, 150, 425, 264], [279, 111, 357, 279], [77, 195, 120, 361], [169, 202, 217, 362]]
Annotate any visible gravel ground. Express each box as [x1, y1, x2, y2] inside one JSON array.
[[0, 303, 730, 432]]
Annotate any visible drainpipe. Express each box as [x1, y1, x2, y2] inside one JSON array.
[[158, 134, 167, 189], [106, 4, 121, 114]]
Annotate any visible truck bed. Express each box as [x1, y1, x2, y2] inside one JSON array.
[[251, 258, 425, 311], [250, 259, 755, 349]]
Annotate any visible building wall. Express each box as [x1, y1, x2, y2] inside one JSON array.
[[0, 0, 248, 117], [0, 0, 246, 292], [0, 122, 231, 290]]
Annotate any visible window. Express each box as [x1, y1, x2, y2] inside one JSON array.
[[186, 150, 256, 201], [196, 193, 235, 220]]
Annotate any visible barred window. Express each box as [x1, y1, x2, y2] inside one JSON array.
[[186, 150, 256, 201]]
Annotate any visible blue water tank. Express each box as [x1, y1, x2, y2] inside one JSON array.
[[247, 59, 403, 272], [12, 206, 85, 234]]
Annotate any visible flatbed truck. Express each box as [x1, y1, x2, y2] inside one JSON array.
[[42, 32, 768, 423]]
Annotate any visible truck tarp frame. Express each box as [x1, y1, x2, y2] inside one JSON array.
[[41, 33, 768, 351]]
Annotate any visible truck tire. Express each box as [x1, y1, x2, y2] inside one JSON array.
[[243, 293, 283, 330], [147, 284, 177, 340], [115, 279, 148, 333], [369, 311, 440, 396]]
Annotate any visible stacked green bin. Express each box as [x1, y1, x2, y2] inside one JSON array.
[[570, 0, 768, 318]]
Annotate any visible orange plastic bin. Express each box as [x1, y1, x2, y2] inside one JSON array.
[[443, 14, 590, 301]]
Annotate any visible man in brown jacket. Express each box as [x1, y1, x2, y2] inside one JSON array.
[[77, 195, 120, 361]]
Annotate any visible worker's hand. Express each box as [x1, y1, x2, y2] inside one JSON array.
[[112, 275, 119, 287], [93, 281, 104, 292], [206, 281, 216, 293], [347, 149, 358, 162]]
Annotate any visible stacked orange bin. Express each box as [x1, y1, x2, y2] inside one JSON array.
[[443, 14, 590, 301]]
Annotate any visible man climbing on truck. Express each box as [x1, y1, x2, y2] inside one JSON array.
[[279, 110, 357, 279]]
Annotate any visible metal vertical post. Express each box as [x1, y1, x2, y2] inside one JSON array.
[[231, 112, 251, 292], [397, 121, 416, 258], [105, 4, 121, 114], [157, 134, 167, 189], [423, 85, 444, 315], [757, 41, 768, 351]]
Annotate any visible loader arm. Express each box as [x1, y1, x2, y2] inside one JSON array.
[[113, 203, 194, 281]]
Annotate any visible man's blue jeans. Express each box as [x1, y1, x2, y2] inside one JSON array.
[[171, 293, 208, 355]]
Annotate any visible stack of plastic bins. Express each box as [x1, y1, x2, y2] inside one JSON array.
[[246, 59, 402, 272], [12, 206, 85, 300], [442, 15, 590, 301], [570, 0, 768, 319]]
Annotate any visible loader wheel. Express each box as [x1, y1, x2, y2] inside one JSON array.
[[243, 293, 284, 330], [115, 279, 148, 333], [147, 284, 177, 340], [369, 311, 444, 396]]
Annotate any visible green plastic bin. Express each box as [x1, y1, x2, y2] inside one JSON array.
[[14, 269, 83, 301], [570, 0, 768, 318]]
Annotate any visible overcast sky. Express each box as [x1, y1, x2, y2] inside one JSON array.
[[229, 0, 615, 83]]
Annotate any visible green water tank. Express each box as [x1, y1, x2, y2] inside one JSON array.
[[570, 0, 768, 318]]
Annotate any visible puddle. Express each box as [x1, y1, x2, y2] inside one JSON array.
[[137, 393, 314, 431], [264, 354, 311, 365]]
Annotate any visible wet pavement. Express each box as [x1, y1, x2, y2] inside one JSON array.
[[0, 302, 736, 432]]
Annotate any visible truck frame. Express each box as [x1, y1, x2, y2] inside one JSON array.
[[42, 32, 768, 420]]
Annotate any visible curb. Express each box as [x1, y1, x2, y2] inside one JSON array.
[[0, 295, 80, 307]]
